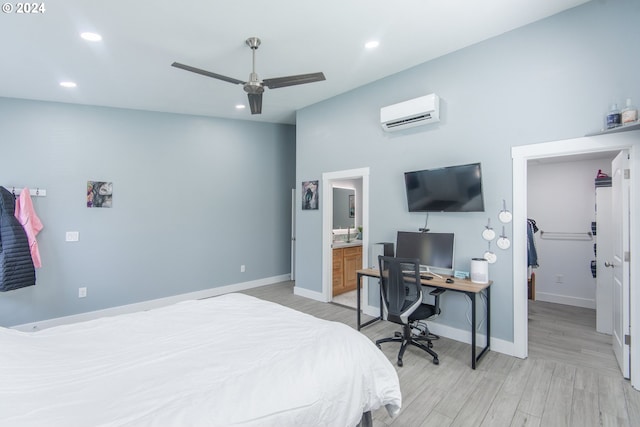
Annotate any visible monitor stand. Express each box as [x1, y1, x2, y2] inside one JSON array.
[[420, 266, 443, 279]]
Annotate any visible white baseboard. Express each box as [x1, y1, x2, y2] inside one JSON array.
[[351, 304, 515, 357], [361, 304, 380, 318], [12, 274, 291, 332], [535, 292, 596, 309], [426, 321, 515, 357], [293, 286, 328, 302], [343, 301, 516, 357]]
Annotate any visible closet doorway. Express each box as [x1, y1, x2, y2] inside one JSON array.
[[526, 152, 617, 310], [511, 131, 639, 389], [526, 151, 619, 376]]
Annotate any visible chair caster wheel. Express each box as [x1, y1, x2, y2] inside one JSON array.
[[433, 358, 439, 365], [394, 332, 402, 338], [428, 342, 433, 348], [397, 359, 403, 367]]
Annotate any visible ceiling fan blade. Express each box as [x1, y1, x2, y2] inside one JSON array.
[[263, 72, 326, 89], [247, 93, 263, 114], [171, 62, 245, 85]]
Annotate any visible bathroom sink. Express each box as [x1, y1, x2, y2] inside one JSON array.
[[332, 240, 362, 248]]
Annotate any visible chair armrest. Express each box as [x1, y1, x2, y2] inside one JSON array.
[[429, 288, 446, 315]]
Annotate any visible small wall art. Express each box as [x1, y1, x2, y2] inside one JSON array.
[[302, 180, 319, 210], [87, 181, 113, 208]]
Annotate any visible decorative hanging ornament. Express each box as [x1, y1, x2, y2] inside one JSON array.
[[484, 241, 497, 264], [482, 218, 495, 241], [499, 199, 512, 223], [497, 226, 511, 250]]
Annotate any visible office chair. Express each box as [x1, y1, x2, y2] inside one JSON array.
[[375, 256, 445, 366]]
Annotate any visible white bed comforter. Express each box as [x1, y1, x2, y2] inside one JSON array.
[[0, 293, 401, 427]]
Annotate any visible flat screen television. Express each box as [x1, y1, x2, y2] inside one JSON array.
[[404, 162, 484, 212], [395, 231, 455, 275]]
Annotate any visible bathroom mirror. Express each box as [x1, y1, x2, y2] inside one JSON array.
[[333, 187, 355, 229]]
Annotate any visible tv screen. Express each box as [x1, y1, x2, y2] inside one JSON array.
[[404, 163, 484, 212], [395, 231, 455, 272]]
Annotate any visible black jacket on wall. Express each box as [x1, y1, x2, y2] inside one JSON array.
[[0, 186, 35, 291]]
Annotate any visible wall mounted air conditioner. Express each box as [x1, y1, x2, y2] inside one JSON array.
[[380, 94, 440, 132]]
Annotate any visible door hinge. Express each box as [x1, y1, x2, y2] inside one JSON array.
[[624, 168, 630, 179], [625, 334, 631, 345], [625, 251, 630, 262]]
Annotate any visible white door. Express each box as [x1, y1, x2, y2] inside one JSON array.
[[611, 150, 630, 378], [291, 188, 296, 280], [596, 186, 613, 334]]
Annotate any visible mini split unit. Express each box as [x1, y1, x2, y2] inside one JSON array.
[[380, 93, 440, 132]]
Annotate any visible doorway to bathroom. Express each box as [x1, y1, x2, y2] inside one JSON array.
[[321, 168, 370, 313]]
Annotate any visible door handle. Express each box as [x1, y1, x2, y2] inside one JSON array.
[[604, 261, 615, 268]]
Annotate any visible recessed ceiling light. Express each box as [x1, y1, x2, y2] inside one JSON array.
[[365, 40, 379, 49], [80, 32, 102, 42], [59, 81, 77, 88], [235, 104, 246, 110]]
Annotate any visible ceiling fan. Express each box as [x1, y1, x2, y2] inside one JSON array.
[[171, 37, 326, 115]]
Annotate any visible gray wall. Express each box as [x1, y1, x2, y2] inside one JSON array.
[[0, 98, 295, 326], [295, 0, 640, 342]]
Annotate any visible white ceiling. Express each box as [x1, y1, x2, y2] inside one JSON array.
[[0, 0, 590, 125]]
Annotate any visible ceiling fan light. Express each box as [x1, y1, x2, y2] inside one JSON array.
[[365, 40, 379, 49], [81, 32, 102, 42]]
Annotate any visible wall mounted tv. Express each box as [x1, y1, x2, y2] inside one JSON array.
[[404, 162, 485, 212]]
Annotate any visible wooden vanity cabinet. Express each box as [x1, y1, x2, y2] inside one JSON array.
[[332, 248, 344, 292], [332, 245, 362, 296]]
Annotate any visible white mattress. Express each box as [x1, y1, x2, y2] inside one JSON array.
[[0, 293, 401, 426]]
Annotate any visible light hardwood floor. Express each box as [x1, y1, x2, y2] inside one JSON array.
[[242, 282, 640, 426]]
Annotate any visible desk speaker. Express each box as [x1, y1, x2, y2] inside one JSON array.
[[470, 258, 489, 284]]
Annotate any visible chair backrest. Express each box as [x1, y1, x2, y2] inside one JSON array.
[[378, 255, 424, 325]]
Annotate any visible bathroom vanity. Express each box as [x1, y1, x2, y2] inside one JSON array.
[[332, 241, 362, 296]]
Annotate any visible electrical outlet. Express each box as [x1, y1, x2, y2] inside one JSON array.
[[66, 231, 79, 242], [240, 265, 246, 273], [78, 287, 87, 298]]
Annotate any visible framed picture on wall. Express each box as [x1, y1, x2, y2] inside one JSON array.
[[349, 194, 355, 218], [302, 180, 319, 210], [87, 181, 113, 208]]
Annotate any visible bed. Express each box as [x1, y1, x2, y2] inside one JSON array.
[[0, 293, 401, 426]]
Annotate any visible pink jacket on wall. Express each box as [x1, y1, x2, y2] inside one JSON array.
[[14, 188, 43, 268]]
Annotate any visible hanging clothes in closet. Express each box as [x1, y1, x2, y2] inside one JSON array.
[[0, 186, 36, 291], [527, 218, 539, 268], [15, 187, 44, 268]]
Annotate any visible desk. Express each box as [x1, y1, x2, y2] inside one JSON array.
[[356, 268, 491, 369]]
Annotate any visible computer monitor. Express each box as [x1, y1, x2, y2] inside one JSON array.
[[395, 231, 455, 277]]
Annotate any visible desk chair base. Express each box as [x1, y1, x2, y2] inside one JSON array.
[[376, 323, 439, 366]]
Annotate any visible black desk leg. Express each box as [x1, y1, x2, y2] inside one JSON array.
[[476, 287, 491, 362], [468, 289, 492, 369], [357, 272, 362, 330], [470, 291, 477, 369], [356, 272, 382, 331], [470, 288, 491, 369]]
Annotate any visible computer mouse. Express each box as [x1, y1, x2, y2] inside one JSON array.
[[446, 278, 454, 284]]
